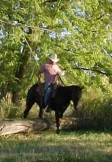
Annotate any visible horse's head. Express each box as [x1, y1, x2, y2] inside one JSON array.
[[69, 85, 84, 110]]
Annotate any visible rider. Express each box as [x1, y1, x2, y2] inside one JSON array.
[[37, 54, 62, 112]]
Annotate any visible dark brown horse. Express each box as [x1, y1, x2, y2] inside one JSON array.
[[24, 83, 83, 133]]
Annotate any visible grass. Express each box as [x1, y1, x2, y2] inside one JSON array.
[[0, 130, 112, 162]]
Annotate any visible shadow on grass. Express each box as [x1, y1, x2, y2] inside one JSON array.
[[60, 128, 112, 135], [0, 130, 112, 162]]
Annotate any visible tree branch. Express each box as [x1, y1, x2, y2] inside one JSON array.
[[45, 0, 58, 2], [73, 67, 112, 76]]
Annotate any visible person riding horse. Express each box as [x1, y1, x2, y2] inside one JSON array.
[[24, 54, 83, 133], [37, 54, 62, 112]]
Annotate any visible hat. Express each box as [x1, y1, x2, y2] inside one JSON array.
[[49, 54, 59, 62]]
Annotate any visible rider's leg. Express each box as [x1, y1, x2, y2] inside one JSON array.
[[44, 82, 51, 108]]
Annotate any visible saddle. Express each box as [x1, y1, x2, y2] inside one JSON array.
[[36, 83, 59, 97]]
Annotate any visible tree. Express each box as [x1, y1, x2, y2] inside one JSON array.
[[0, 0, 112, 103]]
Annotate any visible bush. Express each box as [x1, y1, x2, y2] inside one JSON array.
[[78, 86, 112, 130], [0, 98, 24, 119]]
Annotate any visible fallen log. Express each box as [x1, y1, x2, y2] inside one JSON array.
[[0, 118, 97, 135]]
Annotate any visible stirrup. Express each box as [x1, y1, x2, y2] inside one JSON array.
[[45, 106, 51, 113]]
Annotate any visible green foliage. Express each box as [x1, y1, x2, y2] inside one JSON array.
[[78, 85, 112, 130], [0, 0, 112, 131], [0, 99, 22, 119], [0, 0, 112, 106]]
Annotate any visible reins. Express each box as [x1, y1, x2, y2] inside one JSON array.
[[58, 76, 65, 86], [44, 73, 65, 92]]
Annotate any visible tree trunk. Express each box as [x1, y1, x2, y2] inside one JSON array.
[[12, 40, 30, 104], [0, 118, 97, 135]]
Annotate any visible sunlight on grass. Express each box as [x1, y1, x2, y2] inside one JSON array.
[[0, 130, 112, 162]]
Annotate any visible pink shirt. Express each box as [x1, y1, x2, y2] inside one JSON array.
[[39, 62, 61, 83]]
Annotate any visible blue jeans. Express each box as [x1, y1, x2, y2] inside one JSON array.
[[44, 82, 51, 107]]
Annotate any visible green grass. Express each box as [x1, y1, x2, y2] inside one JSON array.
[[0, 130, 112, 162]]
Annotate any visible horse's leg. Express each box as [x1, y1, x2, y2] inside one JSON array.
[[38, 96, 44, 118], [24, 100, 35, 118], [55, 111, 60, 134], [38, 106, 44, 118]]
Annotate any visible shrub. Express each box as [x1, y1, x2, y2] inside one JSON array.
[[77, 86, 112, 130]]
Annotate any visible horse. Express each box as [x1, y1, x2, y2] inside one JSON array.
[[23, 83, 83, 133]]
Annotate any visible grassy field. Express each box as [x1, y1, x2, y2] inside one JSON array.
[[0, 87, 112, 162], [0, 130, 112, 162]]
